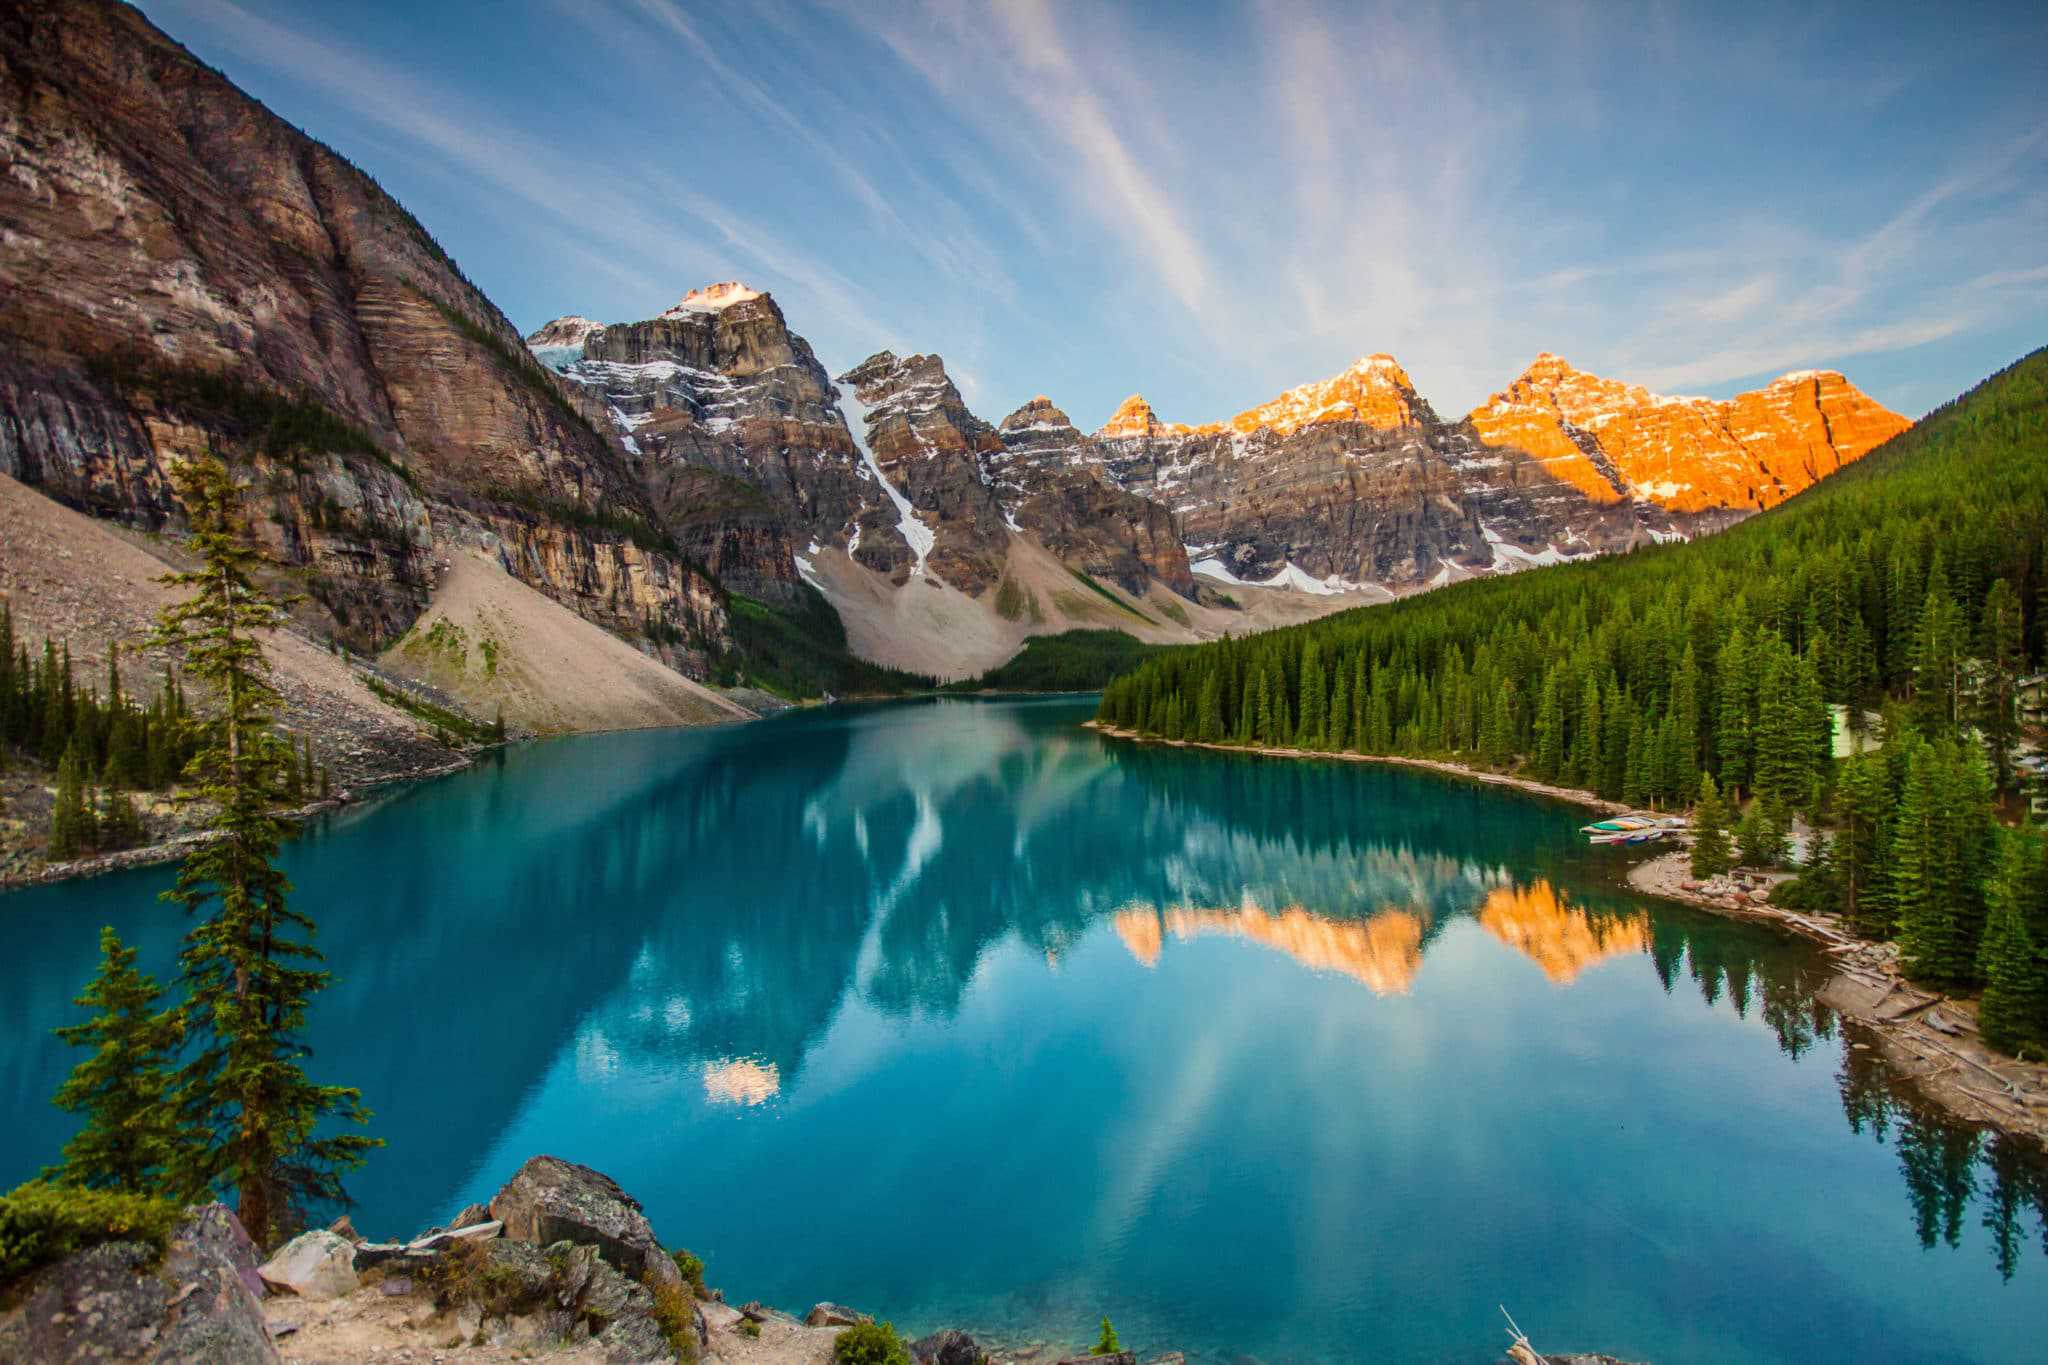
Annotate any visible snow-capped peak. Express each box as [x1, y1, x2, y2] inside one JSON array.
[[660, 282, 763, 318], [524, 315, 607, 349]]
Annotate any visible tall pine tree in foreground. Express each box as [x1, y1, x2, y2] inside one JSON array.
[[49, 928, 188, 1194], [149, 454, 377, 1244]]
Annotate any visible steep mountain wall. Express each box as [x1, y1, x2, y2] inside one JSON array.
[[0, 0, 726, 667]]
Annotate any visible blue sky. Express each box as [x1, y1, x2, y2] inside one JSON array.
[[140, 0, 2045, 423]]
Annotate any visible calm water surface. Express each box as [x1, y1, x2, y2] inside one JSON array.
[[3, 697, 2045, 1362]]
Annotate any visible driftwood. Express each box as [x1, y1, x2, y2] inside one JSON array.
[[1500, 1305, 1648, 1365], [1504, 1307, 1544, 1365]]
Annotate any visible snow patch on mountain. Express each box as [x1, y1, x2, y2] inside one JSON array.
[[838, 381, 935, 575], [1481, 522, 1568, 570], [1188, 550, 1380, 596]]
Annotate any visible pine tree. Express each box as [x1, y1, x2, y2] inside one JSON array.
[[1574, 672, 1602, 791], [1894, 741, 1994, 987], [1977, 827, 2048, 1057], [1834, 750, 1895, 937], [1735, 797, 1788, 869], [1690, 773, 1734, 878], [1297, 641, 1326, 750], [1533, 668, 1564, 779], [149, 455, 378, 1243], [1622, 710, 1650, 807], [1716, 627, 1754, 795], [1326, 659, 1350, 752], [48, 743, 90, 861], [283, 733, 305, 803], [1910, 559, 1967, 735], [1977, 578, 2024, 790], [98, 778, 145, 852], [1669, 644, 1702, 794], [49, 928, 188, 1193]]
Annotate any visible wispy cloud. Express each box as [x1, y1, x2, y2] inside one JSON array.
[[150, 0, 2048, 420], [159, 0, 902, 348]]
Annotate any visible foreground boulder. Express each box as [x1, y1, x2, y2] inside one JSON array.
[[807, 1300, 872, 1327], [0, 1202, 277, 1364], [913, 1327, 989, 1364], [488, 1154, 681, 1290], [258, 1228, 359, 1299]]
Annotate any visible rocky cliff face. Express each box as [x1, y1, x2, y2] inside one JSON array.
[[837, 351, 1014, 595], [991, 396, 1194, 599], [0, 0, 726, 667], [531, 284, 875, 603], [1467, 353, 1912, 513], [1092, 353, 1905, 592]]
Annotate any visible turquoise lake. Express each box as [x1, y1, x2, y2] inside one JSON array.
[[3, 696, 2045, 1361]]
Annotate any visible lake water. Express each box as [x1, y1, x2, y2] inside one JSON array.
[[3, 697, 2044, 1362]]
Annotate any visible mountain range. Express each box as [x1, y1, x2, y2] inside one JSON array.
[[0, 0, 1910, 715]]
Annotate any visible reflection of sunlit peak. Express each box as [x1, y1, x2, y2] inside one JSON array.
[[1118, 899, 1425, 996], [703, 1058, 781, 1106], [1114, 906, 1164, 967], [1477, 880, 1651, 985]]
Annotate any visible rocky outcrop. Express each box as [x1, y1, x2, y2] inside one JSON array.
[[914, 1328, 992, 1365], [487, 1154, 682, 1291], [805, 1301, 872, 1327], [991, 397, 1194, 599], [0, 1203, 279, 1364], [256, 1229, 358, 1300], [0, 0, 726, 671], [839, 351, 1012, 594]]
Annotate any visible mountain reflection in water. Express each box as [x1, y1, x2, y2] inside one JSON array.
[[1116, 899, 1427, 994], [1114, 880, 1649, 994]]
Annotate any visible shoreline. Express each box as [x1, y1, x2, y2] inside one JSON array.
[[0, 755, 476, 893], [0, 694, 777, 893], [1089, 721, 2048, 1147], [1082, 720, 1632, 814]]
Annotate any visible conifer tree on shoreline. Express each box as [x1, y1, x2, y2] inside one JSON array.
[[146, 454, 377, 1243], [48, 928, 188, 1194], [1690, 773, 1733, 879]]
